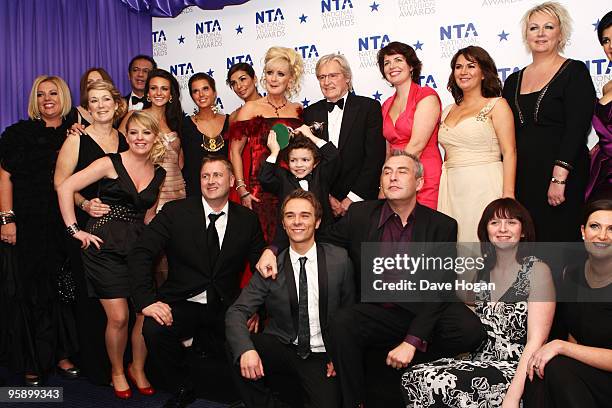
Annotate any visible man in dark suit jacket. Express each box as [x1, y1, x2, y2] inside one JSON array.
[[303, 53, 385, 217], [226, 190, 355, 408], [256, 151, 485, 408], [124, 54, 156, 111], [128, 156, 265, 408]]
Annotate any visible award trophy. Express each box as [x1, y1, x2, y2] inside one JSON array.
[[271, 122, 325, 149]]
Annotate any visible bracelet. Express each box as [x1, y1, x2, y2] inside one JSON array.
[[0, 210, 14, 216], [551, 177, 566, 185], [235, 183, 247, 191], [66, 223, 80, 236], [0, 213, 15, 225], [554, 160, 573, 171], [236, 179, 245, 183], [240, 191, 251, 199]]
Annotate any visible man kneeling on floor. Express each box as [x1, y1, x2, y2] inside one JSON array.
[[226, 190, 355, 408]]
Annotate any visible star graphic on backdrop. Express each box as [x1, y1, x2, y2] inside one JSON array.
[[177, 35, 185, 44], [235, 25, 244, 34], [372, 91, 382, 101], [369, 2, 380, 11], [592, 19, 600, 30], [413, 40, 424, 50], [301, 98, 310, 107], [206, 69, 214, 77], [299, 14, 308, 23], [498, 30, 509, 41]]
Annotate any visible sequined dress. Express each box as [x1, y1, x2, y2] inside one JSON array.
[[157, 131, 186, 212], [82, 153, 165, 298], [229, 116, 302, 243]]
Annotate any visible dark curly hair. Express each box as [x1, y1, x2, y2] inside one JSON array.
[[447, 46, 502, 104], [377, 41, 421, 83], [143, 69, 183, 138]]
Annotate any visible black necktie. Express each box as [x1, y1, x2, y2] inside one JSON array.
[[326, 98, 344, 112], [207, 212, 224, 268], [297, 256, 311, 359], [131, 95, 145, 105]]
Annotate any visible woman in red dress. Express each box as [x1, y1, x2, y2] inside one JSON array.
[[377, 41, 443, 209], [229, 46, 304, 243]]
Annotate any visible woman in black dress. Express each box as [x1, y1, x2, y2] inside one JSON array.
[[502, 2, 595, 242], [54, 79, 128, 385], [58, 111, 166, 399], [182, 72, 230, 197], [0, 75, 79, 385], [523, 199, 612, 407]]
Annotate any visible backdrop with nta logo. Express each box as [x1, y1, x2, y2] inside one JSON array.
[[152, 0, 610, 146]]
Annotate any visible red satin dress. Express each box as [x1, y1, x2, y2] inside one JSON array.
[[381, 83, 442, 209]]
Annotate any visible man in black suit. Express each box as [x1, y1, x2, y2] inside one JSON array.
[[256, 151, 485, 408], [125, 54, 156, 111], [226, 190, 355, 408], [303, 53, 385, 217], [129, 156, 265, 408]]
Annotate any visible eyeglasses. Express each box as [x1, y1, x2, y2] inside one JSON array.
[[316, 72, 343, 82]]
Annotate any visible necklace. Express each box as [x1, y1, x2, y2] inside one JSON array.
[[266, 97, 287, 117], [193, 114, 224, 152]]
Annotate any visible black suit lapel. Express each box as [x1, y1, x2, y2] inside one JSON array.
[[412, 204, 430, 242], [366, 201, 386, 241], [338, 93, 358, 151], [283, 251, 299, 335], [316, 245, 329, 329]]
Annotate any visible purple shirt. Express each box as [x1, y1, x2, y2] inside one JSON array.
[[377, 202, 427, 352]]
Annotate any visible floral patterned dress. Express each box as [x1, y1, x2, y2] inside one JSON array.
[[401, 257, 538, 407]]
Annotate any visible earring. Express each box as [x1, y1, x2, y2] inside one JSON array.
[[146, 96, 151, 102], [193, 106, 199, 115], [169, 97, 173, 104], [582, 235, 585, 240], [211, 104, 221, 114]]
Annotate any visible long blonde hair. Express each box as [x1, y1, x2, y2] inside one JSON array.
[[125, 111, 166, 165]]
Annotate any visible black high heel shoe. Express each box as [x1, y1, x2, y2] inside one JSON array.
[[57, 365, 81, 379]]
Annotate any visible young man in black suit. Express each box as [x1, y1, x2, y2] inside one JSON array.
[[128, 156, 265, 408], [303, 53, 386, 217], [226, 190, 355, 408], [125, 54, 156, 111], [256, 151, 485, 408]]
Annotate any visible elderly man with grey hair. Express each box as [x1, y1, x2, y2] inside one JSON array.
[[303, 53, 386, 218]]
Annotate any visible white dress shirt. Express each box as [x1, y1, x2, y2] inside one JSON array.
[[128, 91, 144, 111], [289, 243, 325, 353], [187, 199, 229, 304], [326, 93, 363, 203]]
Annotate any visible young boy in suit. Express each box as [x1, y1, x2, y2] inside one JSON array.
[[259, 125, 338, 247]]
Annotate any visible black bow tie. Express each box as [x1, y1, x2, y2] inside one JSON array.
[[131, 95, 146, 105], [295, 173, 313, 184], [327, 99, 344, 112]]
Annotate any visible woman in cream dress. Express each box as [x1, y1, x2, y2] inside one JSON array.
[[438, 46, 516, 242]]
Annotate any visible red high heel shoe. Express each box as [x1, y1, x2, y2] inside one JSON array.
[[127, 364, 155, 396], [111, 375, 132, 400]]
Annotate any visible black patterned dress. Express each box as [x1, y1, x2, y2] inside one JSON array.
[[401, 257, 538, 407]]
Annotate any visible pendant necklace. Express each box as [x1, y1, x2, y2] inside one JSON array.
[[266, 97, 287, 117]]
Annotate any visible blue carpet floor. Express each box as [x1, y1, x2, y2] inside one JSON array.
[[0, 367, 230, 408]]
